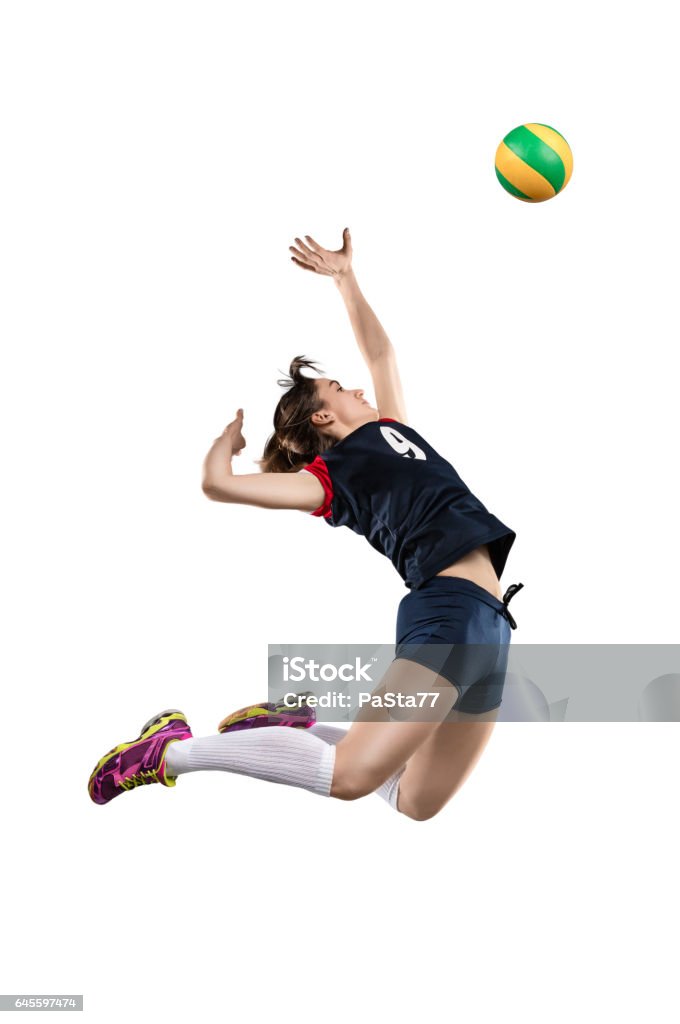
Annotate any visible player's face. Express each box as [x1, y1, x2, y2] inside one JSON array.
[[315, 378, 379, 428]]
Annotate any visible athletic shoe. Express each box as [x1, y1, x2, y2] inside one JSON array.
[[88, 709, 192, 806], [218, 694, 316, 734]]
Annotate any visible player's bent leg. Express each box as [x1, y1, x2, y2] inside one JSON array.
[[396, 707, 500, 821], [330, 659, 459, 801]]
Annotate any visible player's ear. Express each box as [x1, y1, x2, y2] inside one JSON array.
[[311, 409, 334, 427]]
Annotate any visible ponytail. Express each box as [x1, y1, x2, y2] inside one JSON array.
[[257, 355, 335, 474]]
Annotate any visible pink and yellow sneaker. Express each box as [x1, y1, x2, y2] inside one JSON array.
[[88, 709, 192, 806], [218, 694, 316, 734]]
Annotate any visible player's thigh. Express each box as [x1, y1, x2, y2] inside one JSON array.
[[397, 708, 499, 817], [333, 658, 459, 797]]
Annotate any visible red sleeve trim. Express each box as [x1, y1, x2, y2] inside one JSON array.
[[300, 455, 333, 518], [379, 417, 398, 423]]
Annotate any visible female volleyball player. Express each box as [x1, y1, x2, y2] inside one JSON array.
[[87, 228, 523, 820]]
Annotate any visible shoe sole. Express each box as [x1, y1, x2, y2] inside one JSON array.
[[218, 700, 314, 733], [87, 709, 188, 792], [140, 708, 185, 734]]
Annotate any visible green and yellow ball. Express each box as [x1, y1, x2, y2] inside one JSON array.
[[495, 123, 573, 202]]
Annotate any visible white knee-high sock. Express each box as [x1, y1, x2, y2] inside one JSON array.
[[309, 723, 404, 812], [164, 728, 335, 797], [308, 723, 349, 745]]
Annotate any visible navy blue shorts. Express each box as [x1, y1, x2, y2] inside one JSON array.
[[394, 577, 523, 715]]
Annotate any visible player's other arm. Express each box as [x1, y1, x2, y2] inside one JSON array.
[[335, 268, 408, 424], [204, 466, 324, 511], [202, 409, 325, 511], [290, 229, 408, 422]]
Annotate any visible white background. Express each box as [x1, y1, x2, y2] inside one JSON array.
[[1, 1, 679, 1021]]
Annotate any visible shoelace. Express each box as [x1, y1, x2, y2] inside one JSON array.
[[119, 768, 161, 791]]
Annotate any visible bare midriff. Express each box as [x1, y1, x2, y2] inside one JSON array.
[[435, 544, 503, 601]]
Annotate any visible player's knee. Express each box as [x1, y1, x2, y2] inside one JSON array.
[[398, 792, 448, 821], [402, 805, 439, 822], [331, 764, 383, 802]]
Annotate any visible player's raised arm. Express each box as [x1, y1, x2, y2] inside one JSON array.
[[289, 228, 408, 424], [202, 408, 325, 511]]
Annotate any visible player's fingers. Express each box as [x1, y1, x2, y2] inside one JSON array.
[[304, 235, 326, 254], [291, 256, 316, 272], [295, 236, 323, 259], [291, 256, 332, 275], [289, 243, 323, 266], [291, 240, 325, 269]]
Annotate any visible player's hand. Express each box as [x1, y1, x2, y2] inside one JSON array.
[[289, 228, 353, 280], [221, 408, 246, 455]]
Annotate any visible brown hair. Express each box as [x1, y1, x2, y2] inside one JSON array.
[[258, 355, 336, 473]]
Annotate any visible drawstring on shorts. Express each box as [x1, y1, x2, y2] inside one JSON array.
[[500, 582, 524, 630]]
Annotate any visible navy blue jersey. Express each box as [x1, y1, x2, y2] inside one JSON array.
[[299, 418, 515, 590]]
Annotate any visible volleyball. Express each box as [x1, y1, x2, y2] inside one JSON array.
[[495, 123, 573, 202]]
